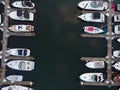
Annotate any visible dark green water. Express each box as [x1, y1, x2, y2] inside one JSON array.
[[8, 0, 120, 90]]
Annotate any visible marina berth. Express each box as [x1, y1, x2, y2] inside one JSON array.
[[6, 48, 30, 57], [113, 50, 120, 58], [9, 25, 34, 32], [2, 85, 33, 90], [113, 62, 120, 70], [78, 1, 108, 10], [86, 61, 105, 69], [12, 0, 35, 9], [6, 60, 35, 71], [8, 10, 34, 21], [79, 73, 104, 82], [6, 75, 23, 82], [114, 14, 120, 22], [83, 26, 104, 34], [78, 12, 105, 22]]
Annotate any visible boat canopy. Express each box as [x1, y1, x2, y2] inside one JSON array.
[[92, 13, 100, 19], [90, 1, 103, 8], [22, 0, 33, 7], [18, 62, 26, 70], [17, 10, 22, 17]]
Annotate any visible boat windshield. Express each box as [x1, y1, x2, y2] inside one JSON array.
[[24, 49, 27, 56], [22, 0, 33, 7], [18, 50, 23, 56], [90, 1, 103, 8], [24, 10, 29, 19], [91, 75, 97, 82], [18, 62, 26, 70], [17, 10, 22, 17], [92, 13, 100, 19]]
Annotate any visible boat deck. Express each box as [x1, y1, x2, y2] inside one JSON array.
[[0, 0, 35, 86], [80, 0, 120, 87]]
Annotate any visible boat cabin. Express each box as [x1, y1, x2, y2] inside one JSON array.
[[18, 49, 27, 56], [92, 13, 100, 19], [90, 1, 103, 8]]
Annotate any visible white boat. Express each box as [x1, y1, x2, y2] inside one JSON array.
[[78, 1, 108, 10], [114, 14, 120, 22], [78, 13, 105, 22], [79, 73, 104, 82], [86, 61, 105, 69], [12, 0, 35, 9], [114, 25, 120, 34], [113, 62, 120, 70], [8, 10, 34, 21], [6, 48, 30, 57], [6, 60, 35, 71], [113, 50, 120, 58], [2, 85, 33, 90], [9, 25, 34, 32], [6, 75, 23, 82], [84, 26, 104, 34]]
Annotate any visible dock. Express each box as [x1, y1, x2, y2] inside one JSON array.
[[0, 0, 35, 86], [80, 0, 120, 87]]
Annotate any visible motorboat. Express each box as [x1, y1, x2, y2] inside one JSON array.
[[86, 61, 105, 69], [78, 12, 105, 22], [78, 1, 108, 10], [84, 26, 104, 34], [114, 14, 120, 22], [9, 25, 34, 32], [113, 50, 120, 58], [2, 85, 33, 90], [114, 25, 120, 34], [12, 0, 35, 9], [6, 48, 30, 57], [113, 62, 120, 70], [8, 10, 34, 21], [6, 75, 23, 82], [6, 60, 35, 71], [79, 73, 104, 82]]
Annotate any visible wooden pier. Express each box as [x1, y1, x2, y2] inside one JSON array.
[[0, 0, 35, 86], [80, 0, 120, 87]]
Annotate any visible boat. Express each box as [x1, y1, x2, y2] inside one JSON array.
[[9, 25, 34, 32], [2, 85, 33, 90], [114, 14, 120, 22], [113, 62, 120, 70], [8, 10, 34, 21], [78, 1, 108, 10], [83, 26, 104, 34], [79, 73, 104, 82], [6, 60, 35, 71], [6, 48, 30, 57], [6, 75, 23, 82], [86, 61, 105, 69], [114, 25, 120, 34], [113, 50, 120, 58], [12, 0, 35, 9], [78, 12, 105, 22]]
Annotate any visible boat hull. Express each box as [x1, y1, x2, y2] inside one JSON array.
[[86, 61, 105, 69], [84, 26, 104, 34], [7, 60, 35, 71], [9, 25, 34, 32]]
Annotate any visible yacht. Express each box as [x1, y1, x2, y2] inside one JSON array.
[[9, 25, 34, 32], [6, 48, 30, 57], [86, 61, 105, 69], [6, 60, 35, 71], [79, 73, 104, 82], [78, 12, 105, 22], [113, 50, 120, 58], [6, 75, 23, 82], [2, 85, 33, 90], [12, 0, 35, 9], [84, 26, 104, 34], [8, 10, 34, 21], [78, 1, 108, 10]]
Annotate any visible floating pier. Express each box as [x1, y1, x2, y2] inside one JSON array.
[[80, 0, 120, 87]]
